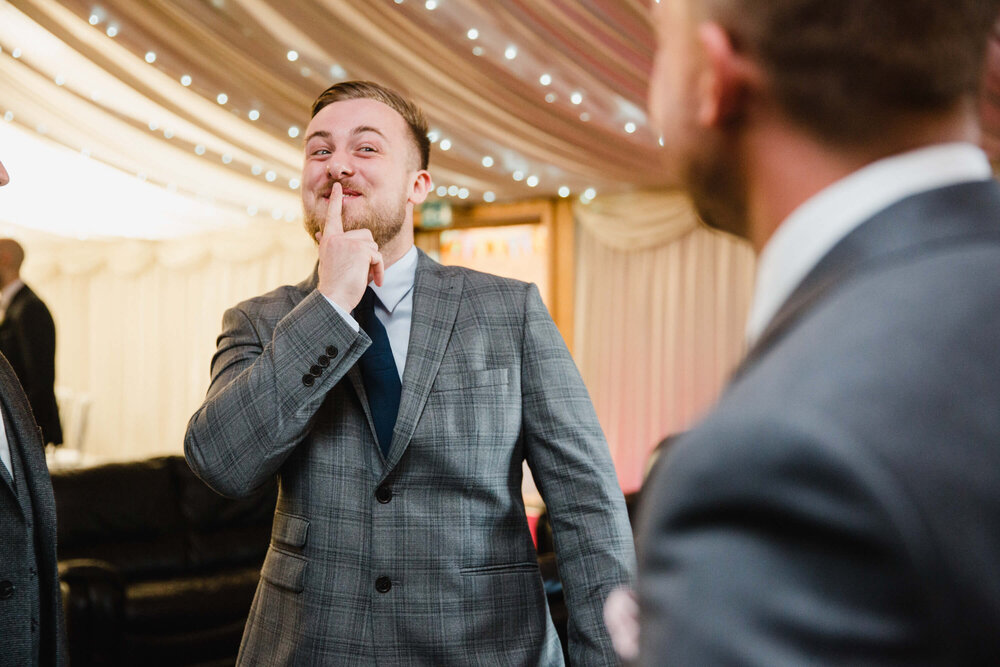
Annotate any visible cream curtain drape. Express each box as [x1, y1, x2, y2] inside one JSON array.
[[20, 224, 315, 461], [573, 192, 756, 491]]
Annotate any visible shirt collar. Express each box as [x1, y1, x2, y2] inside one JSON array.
[[745, 142, 993, 345], [369, 245, 417, 314], [1, 278, 24, 309]]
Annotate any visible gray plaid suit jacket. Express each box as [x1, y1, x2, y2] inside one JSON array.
[[186, 250, 635, 666]]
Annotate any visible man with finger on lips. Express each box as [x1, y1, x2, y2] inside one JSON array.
[[185, 81, 634, 666]]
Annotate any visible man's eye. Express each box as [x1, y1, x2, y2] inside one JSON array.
[[359, 146, 377, 153]]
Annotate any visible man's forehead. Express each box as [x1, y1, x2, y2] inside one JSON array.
[[306, 98, 407, 138]]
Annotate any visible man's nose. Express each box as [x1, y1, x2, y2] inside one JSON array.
[[0, 160, 9, 187], [327, 160, 353, 178]]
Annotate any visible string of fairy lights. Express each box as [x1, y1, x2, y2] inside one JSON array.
[[1, 0, 661, 234]]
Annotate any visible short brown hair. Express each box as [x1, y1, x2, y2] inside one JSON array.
[[311, 81, 430, 170], [704, 0, 1000, 145]]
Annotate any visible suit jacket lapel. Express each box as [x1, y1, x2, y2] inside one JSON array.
[[383, 250, 462, 473], [0, 401, 15, 496], [732, 180, 1000, 382], [0, 353, 45, 515]]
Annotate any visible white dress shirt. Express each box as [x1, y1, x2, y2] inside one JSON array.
[[0, 279, 20, 478], [0, 405, 10, 479], [746, 143, 993, 345], [324, 245, 418, 380], [0, 277, 23, 322]]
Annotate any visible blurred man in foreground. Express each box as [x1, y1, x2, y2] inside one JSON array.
[[638, 0, 1000, 663], [0, 158, 67, 665]]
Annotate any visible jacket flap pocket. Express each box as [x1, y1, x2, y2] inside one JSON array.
[[272, 511, 309, 548], [433, 368, 509, 392], [261, 547, 307, 593]]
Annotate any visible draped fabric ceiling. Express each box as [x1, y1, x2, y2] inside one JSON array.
[[1, 0, 999, 238], [1, 0, 673, 238]]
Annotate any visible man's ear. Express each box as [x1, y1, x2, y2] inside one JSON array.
[[696, 22, 759, 127], [408, 170, 433, 205]]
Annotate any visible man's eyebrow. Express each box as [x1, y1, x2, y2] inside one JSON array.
[[353, 126, 387, 140], [305, 130, 331, 143]]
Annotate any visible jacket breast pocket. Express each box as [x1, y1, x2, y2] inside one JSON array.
[[432, 368, 509, 392]]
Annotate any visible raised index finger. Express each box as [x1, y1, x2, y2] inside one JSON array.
[[322, 181, 344, 238]]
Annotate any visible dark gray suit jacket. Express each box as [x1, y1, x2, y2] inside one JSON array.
[[638, 180, 1000, 665], [186, 251, 635, 666], [0, 351, 66, 665]]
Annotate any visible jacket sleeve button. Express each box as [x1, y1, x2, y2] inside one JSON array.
[[326, 345, 339, 358], [309, 365, 323, 377], [317, 354, 330, 368], [302, 374, 315, 387]]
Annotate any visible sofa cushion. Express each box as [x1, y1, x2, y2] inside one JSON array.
[[173, 457, 276, 570], [52, 457, 187, 576], [123, 566, 261, 632]]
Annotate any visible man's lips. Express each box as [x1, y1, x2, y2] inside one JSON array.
[[321, 189, 362, 200]]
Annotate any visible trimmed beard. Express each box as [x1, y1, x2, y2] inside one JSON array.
[[304, 190, 407, 249], [683, 125, 750, 241]]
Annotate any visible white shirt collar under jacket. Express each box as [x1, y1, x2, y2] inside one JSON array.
[[745, 142, 993, 345], [369, 244, 417, 314]]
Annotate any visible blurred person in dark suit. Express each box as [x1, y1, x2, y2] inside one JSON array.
[[0, 158, 67, 665], [638, 0, 1000, 664], [0, 237, 62, 446]]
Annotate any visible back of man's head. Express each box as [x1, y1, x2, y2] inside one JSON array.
[[705, 0, 1000, 146], [0, 239, 24, 274]]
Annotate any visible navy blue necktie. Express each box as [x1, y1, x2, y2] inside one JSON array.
[[354, 288, 401, 457]]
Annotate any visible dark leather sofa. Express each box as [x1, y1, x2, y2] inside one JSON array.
[[51, 456, 277, 666], [49, 454, 606, 665]]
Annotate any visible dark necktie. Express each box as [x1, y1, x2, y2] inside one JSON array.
[[354, 287, 401, 457]]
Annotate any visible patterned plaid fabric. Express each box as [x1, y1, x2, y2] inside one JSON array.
[[185, 250, 635, 666]]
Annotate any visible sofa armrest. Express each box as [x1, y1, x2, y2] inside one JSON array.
[[59, 558, 125, 665]]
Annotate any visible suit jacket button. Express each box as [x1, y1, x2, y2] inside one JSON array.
[[375, 576, 392, 593], [309, 365, 323, 377], [326, 345, 339, 358], [0, 580, 14, 599], [302, 374, 315, 387], [317, 354, 330, 368], [375, 486, 392, 504]]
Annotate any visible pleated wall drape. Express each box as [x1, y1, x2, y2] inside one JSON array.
[[21, 224, 315, 462], [573, 192, 756, 492]]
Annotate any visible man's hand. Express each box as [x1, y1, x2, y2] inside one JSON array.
[[316, 182, 384, 311], [604, 586, 639, 662]]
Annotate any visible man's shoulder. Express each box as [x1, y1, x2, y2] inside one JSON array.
[[229, 281, 310, 320], [423, 261, 533, 303]]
